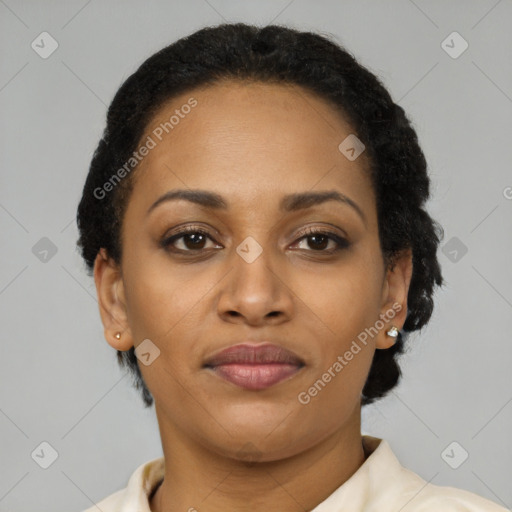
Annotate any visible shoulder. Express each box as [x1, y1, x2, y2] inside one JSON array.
[[81, 488, 125, 512], [399, 481, 508, 511], [386, 463, 508, 511], [78, 456, 165, 512], [361, 436, 508, 511]]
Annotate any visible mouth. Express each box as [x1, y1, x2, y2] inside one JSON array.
[[203, 343, 305, 391]]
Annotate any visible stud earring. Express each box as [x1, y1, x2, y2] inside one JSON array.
[[115, 332, 121, 340], [386, 326, 399, 338]]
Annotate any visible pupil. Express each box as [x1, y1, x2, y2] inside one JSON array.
[[309, 235, 328, 250], [185, 233, 205, 249]]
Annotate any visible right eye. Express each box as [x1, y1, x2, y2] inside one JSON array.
[[160, 227, 221, 253]]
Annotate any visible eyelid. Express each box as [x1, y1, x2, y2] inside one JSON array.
[[293, 222, 348, 239]]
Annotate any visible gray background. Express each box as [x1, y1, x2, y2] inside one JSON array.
[[1, 1, 511, 511]]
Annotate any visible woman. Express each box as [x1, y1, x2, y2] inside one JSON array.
[[76, 22, 506, 512]]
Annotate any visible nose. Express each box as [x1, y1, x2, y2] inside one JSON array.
[[216, 243, 294, 326]]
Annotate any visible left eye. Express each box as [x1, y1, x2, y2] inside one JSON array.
[[161, 227, 349, 254], [293, 228, 349, 253]]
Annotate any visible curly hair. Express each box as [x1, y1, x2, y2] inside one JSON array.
[[76, 22, 444, 408]]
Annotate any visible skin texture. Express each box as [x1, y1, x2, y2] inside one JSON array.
[[93, 80, 413, 511]]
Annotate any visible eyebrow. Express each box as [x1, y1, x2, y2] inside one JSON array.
[[147, 188, 367, 225]]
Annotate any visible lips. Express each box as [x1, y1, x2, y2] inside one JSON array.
[[204, 343, 304, 366], [203, 343, 305, 390]]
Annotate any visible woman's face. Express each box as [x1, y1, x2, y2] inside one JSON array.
[[96, 80, 410, 461]]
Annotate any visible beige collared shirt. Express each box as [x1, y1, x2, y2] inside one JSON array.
[[82, 435, 507, 511]]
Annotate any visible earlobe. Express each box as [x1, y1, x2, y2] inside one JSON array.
[[93, 248, 134, 351], [376, 248, 413, 350]]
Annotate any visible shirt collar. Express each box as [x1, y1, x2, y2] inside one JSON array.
[[311, 435, 398, 510]]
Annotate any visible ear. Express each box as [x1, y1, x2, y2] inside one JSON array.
[[93, 248, 134, 351], [376, 248, 413, 349]]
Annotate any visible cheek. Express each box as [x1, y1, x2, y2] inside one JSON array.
[[122, 259, 187, 342], [292, 255, 382, 405], [123, 255, 222, 351], [297, 258, 382, 341]]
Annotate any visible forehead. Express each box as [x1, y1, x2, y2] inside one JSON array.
[[129, 80, 375, 218]]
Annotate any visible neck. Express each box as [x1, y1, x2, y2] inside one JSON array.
[[149, 403, 366, 512]]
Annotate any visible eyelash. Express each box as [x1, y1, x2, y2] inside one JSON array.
[[160, 225, 350, 255]]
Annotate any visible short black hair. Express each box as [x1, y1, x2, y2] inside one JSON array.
[[76, 22, 444, 408]]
